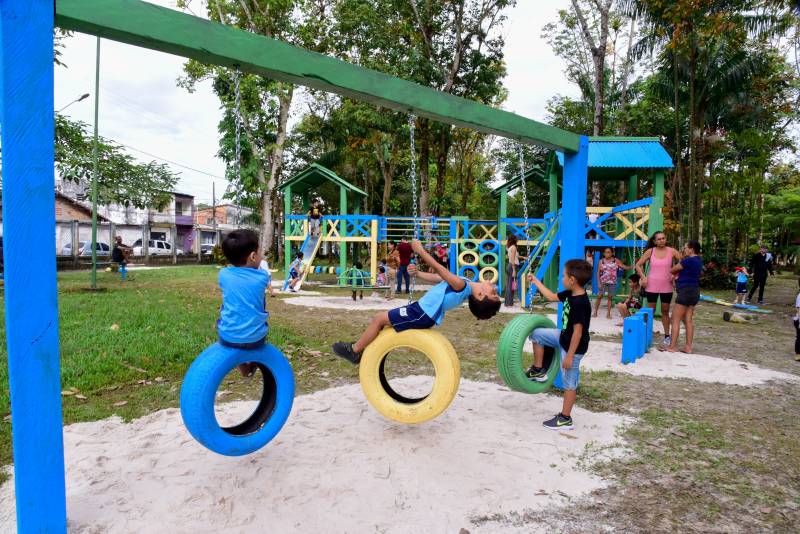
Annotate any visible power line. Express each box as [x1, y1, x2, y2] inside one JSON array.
[[114, 141, 227, 180]]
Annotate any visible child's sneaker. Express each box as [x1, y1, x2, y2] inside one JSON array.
[[663, 335, 672, 346], [543, 413, 574, 430], [525, 365, 548, 382], [332, 342, 362, 364]]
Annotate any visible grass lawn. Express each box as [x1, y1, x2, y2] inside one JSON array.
[[1, 265, 799, 531]]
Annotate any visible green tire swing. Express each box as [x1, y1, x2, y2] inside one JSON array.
[[496, 314, 560, 393]]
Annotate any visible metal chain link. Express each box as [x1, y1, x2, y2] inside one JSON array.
[[408, 114, 418, 303], [516, 143, 536, 310], [233, 68, 243, 226]]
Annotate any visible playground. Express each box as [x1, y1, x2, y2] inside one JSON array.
[[0, 268, 798, 532], [2, 1, 800, 533]]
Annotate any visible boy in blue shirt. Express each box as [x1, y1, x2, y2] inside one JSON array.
[[734, 266, 749, 304], [286, 252, 304, 293], [527, 259, 593, 430], [217, 229, 271, 376], [332, 239, 501, 363]]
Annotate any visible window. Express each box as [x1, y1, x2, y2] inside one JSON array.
[[165, 243, 171, 250], [206, 217, 214, 225], [148, 240, 155, 248], [157, 241, 165, 249], [175, 201, 184, 215]]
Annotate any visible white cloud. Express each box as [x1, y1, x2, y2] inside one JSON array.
[[54, 0, 575, 201]]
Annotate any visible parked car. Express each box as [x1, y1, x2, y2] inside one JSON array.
[[60, 241, 111, 256], [131, 239, 182, 256], [200, 244, 215, 255]]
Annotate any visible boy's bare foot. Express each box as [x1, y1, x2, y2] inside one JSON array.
[[665, 346, 679, 353], [680, 346, 692, 354]]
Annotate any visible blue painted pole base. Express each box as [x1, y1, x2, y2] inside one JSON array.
[[180, 342, 295, 456], [621, 316, 643, 364]]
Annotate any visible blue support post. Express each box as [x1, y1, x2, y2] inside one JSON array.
[[639, 308, 654, 350], [0, 1, 68, 531], [552, 137, 589, 390], [592, 250, 600, 295], [621, 316, 640, 364]]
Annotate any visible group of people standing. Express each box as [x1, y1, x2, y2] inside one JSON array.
[[503, 230, 708, 353]]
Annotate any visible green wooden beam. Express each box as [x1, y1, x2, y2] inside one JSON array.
[[55, 0, 580, 152]]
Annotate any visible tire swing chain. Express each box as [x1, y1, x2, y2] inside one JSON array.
[[232, 67, 243, 228], [408, 114, 418, 305], [516, 143, 535, 312]]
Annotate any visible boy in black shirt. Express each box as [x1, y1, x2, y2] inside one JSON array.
[[526, 259, 593, 430]]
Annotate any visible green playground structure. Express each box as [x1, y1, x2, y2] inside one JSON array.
[[282, 138, 672, 300]]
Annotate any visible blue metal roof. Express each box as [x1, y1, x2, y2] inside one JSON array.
[[556, 139, 673, 169]]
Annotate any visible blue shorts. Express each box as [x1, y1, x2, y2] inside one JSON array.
[[736, 282, 747, 294], [529, 328, 585, 390], [388, 302, 436, 332]]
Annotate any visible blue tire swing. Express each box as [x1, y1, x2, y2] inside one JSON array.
[[180, 343, 295, 456], [180, 69, 294, 456]]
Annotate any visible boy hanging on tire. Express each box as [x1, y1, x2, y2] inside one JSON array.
[[217, 229, 271, 377], [332, 239, 502, 364], [526, 259, 593, 430]]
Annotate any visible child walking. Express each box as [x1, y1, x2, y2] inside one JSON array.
[[216, 229, 271, 377], [526, 259, 593, 430], [332, 239, 501, 364], [351, 261, 366, 301], [286, 252, 304, 292], [593, 247, 631, 319], [734, 266, 749, 304]]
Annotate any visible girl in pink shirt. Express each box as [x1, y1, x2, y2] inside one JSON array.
[[635, 231, 682, 346]]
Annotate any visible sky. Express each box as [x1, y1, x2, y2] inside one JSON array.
[[54, 1, 578, 204]]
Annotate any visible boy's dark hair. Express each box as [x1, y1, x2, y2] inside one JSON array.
[[295, 252, 304, 260], [686, 240, 701, 254], [629, 273, 641, 283], [221, 229, 259, 266], [565, 259, 593, 287], [354, 261, 363, 269], [468, 294, 501, 320]]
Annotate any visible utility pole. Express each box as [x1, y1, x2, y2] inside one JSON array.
[[90, 37, 101, 289], [212, 181, 217, 244]]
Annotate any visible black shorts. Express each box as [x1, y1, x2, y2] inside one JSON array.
[[644, 291, 673, 304], [388, 302, 436, 332], [675, 286, 700, 307]]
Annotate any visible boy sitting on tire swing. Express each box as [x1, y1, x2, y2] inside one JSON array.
[[332, 239, 502, 364], [527, 259, 593, 430], [217, 229, 272, 377]]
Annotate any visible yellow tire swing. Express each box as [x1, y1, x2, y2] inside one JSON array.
[[496, 144, 560, 394], [359, 115, 460, 424]]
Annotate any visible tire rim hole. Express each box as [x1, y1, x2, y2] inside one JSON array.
[[378, 348, 435, 404], [214, 363, 278, 436]]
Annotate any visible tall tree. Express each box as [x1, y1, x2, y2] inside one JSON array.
[[178, 0, 332, 258]]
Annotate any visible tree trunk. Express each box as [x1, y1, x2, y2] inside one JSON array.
[[260, 85, 293, 255], [672, 48, 684, 241], [688, 45, 697, 240], [434, 126, 451, 216], [418, 118, 430, 216], [375, 136, 397, 216], [618, 15, 637, 135], [570, 0, 613, 205]]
